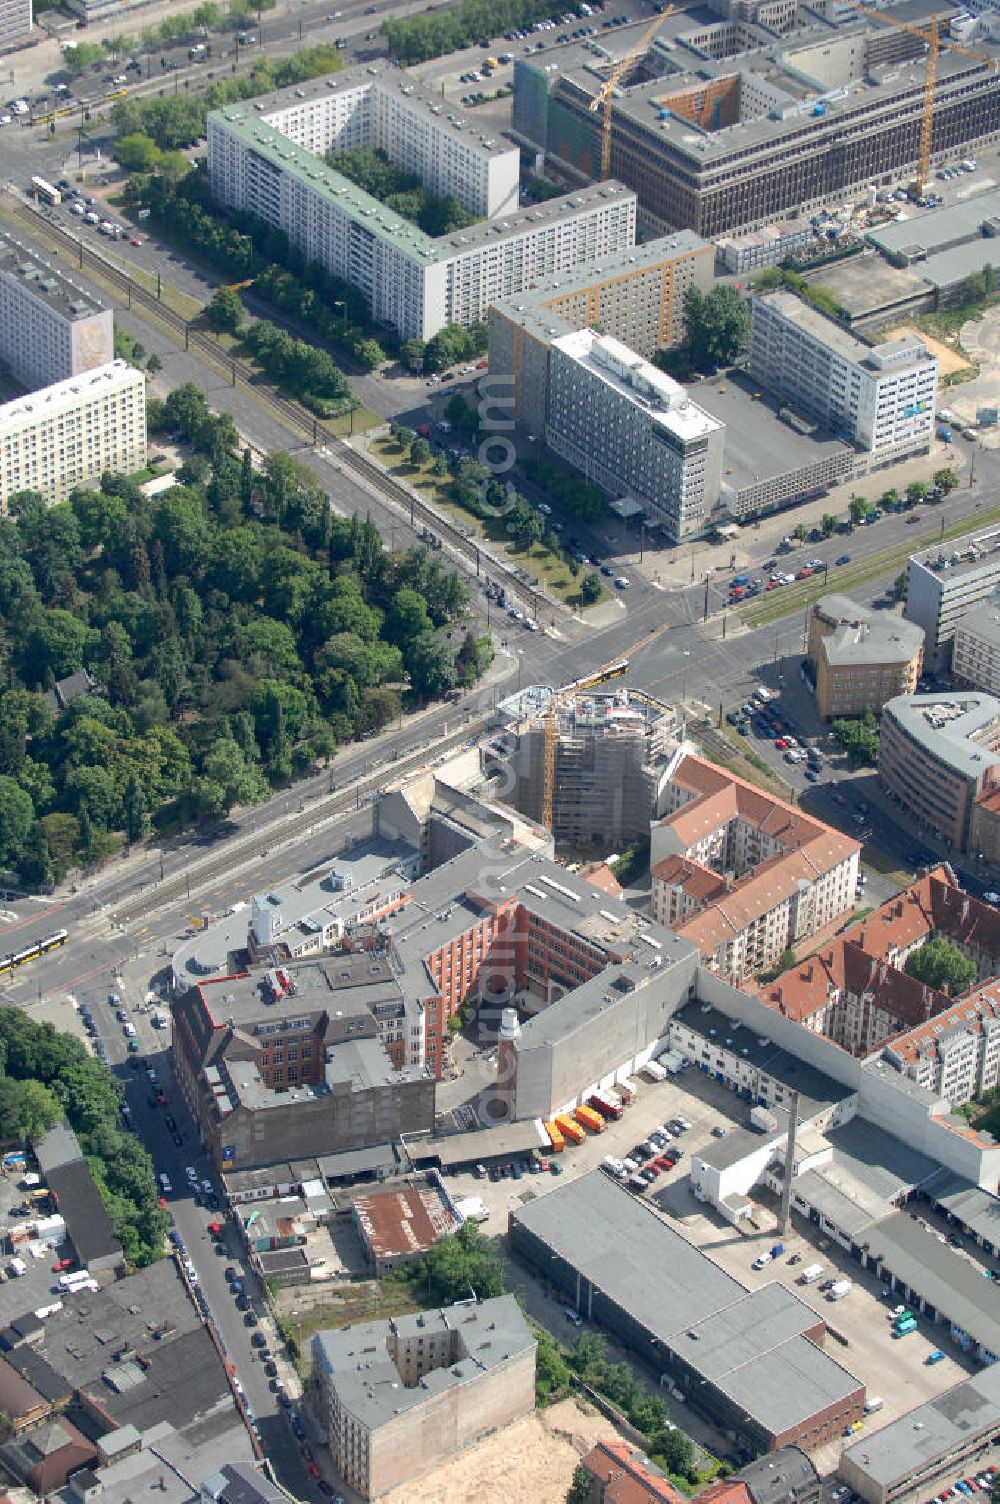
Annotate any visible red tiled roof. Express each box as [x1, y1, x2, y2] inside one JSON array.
[[651, 854, 728, 906], [578, 861, 625, 897], [758, 867, 1000, 1048], [583, 1442, 687, 1504]]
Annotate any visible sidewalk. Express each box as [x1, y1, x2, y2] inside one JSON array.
[[628, 441, 967, 592]]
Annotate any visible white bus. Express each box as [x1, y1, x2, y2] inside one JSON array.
[[31, 176, 61, 205]]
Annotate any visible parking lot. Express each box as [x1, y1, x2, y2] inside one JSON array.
[[0, 1155, 91, 1327], [444, 1064, 984, 1477]]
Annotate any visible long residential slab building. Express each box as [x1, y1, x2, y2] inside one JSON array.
[[207, 62, 637, 341], [0, 360, 146, 510]]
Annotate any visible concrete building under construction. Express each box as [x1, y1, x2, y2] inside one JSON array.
[[512, 6, 1000, 239], [489, 686, 679, 851]]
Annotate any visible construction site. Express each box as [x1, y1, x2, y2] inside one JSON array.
[[489, 671, 681, 853], [511, 0, 1000, 238]]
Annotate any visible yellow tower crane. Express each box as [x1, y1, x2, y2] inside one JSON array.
[[849, 3, 996, 194], [588, 8, 673, 181]]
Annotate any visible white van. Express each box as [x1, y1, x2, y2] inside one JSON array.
[[158, 1172, 172, 1195], [864, 1396, 884, 1414]]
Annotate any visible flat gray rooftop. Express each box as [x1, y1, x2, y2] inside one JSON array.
[[673, 1001, 849, 1120], [881, 693, 1000, 781], [923, 1169, 1000, 1248], [866, 1209, 1000, 1358], [867, 187, 1000, 260], [690, 372, 851, 491], [842, 1362, 1000, 1487], [805, 251, 932, 321], [512, 1172, 863, 1434], [0, 230, 104, 322], [312, 1295, 534, 1429]]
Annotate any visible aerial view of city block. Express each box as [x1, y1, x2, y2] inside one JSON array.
[[2, 0, 1000, 1497]]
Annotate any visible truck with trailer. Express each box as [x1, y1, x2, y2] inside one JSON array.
[[641, 1059, 667, 1083], [555, 1114, 586, 1146], [589, 1090, 623, 1121], [827, 1279, 852, 1301], [575, 1104, 605, 1134]]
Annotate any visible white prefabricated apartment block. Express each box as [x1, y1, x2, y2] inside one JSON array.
[[0, 231, 114, 393], [545, 330, 725, 542], [749, 291, 938, 461], [0, 360, 146, 509], [0, 0, 31, 50], [207, 64, 637, 341]]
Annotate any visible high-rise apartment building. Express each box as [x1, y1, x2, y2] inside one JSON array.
[[0, 232, 114, 392], [749, 292, 937, 461], [545, 330, 725, 541], [207, 65, 637, 341], [0, 0, 31, 51], [0, 361, 146, 509], [487, 231, 713, 428]]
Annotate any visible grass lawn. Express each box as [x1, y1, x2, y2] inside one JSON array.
[[371, 435, 609, 609], [281, 1281, 422, 1371], [741, 502, 1000, 629]]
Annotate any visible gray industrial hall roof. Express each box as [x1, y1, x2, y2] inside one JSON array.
[[317, 1143, 397, 1179], [793, 1168, 881, 1240], [842, 1362, 1000, 1487], [512, 1172, 863, 1434], [867, 186, 1000, 259], [419, 1121, 548, 1168], [825, 1116, 940, 1203], [865, 1210, 1000, 1358], [917, 239, 1000, 295], [923, 1169, 1000, 1247]]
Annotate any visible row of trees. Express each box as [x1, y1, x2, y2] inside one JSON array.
[[785, 471, 959, 543], [0, 1009, 167, 1267], [208, 291, 356, 417], [330, 146, 478, 238], [132, 0, 273, 52], [538, 1329, 698, 1486], [130, 169, 387, 370], [110, 45, 345, 151], [0, 384, 485, 886], [383, 0, 579, 63]]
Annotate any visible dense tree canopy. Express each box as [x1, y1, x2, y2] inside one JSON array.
[[0, 389, 479, 884], [0, 1008, 166, 1266], [904, 939, 977, 996], [329, 146, 478, 237]]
